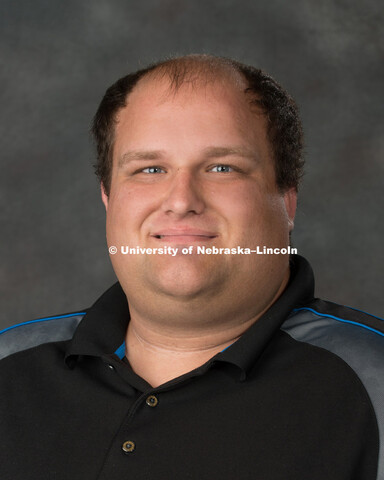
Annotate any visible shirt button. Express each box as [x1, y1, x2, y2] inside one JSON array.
[[107, 364, 115, 371], [146, 395, 159, 407], [122, 440, 135, 453]]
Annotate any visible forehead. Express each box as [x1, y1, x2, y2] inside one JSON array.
[[121, 72, 259, 120], [136, 65, 248, 98], [112, 74, 270, 161]]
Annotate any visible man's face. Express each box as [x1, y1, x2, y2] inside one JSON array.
[[102, 76, 296, 316]]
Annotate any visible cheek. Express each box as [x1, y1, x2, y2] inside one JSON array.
[[106, 186, 153, 240], [218, 183, 264, 219], [221, 188, 288, 240]]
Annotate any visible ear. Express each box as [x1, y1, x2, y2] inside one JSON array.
[[101, 183, 109, 211], [283, 188, 297, 231]]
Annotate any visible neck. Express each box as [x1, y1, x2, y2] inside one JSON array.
[[125, 317, 246, 387], [124, 269, 290, 387]]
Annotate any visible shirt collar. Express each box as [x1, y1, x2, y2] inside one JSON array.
[[65, 255, 315, 375], [65, 283, 129, 364]]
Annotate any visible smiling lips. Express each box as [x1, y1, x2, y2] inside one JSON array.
[[151, 229, 217, 243]]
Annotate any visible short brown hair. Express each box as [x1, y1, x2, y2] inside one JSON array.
[[92, 54, 304, 195]]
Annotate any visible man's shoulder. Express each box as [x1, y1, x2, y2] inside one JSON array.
[[0, 311, 87, 361], [281, 298, 384, 399], [282, 298, 384, 379], [282, 298, 384, 477], [282, 298, 384, 353]]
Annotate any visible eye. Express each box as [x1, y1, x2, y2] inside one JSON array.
[[209, 164, 234, 173], [140, 166, 165, 174]]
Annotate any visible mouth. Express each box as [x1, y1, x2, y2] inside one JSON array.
[[151, 230, 218, 243], [153, 234, 216, 239]]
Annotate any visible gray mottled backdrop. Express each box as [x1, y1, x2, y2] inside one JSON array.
[[1, 0, 383, 329]]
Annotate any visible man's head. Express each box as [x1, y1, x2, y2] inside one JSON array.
[[93, 55, 303, 331], [92, 55, 304, 197]]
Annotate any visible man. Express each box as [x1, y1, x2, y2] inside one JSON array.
[[1, 55, 383, 479]]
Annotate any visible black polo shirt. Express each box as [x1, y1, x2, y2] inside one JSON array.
[[0, 256, 381, 479]]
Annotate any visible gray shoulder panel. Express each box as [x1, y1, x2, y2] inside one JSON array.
[[282, 306, 384, 480], [0, 313, 85, 360]]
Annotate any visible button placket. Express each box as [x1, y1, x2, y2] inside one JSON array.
[[119, 393, 160, 457]]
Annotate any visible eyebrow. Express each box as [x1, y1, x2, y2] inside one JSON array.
[[118, 150, 165, 167], [202, 146, 256, 159], [118, 146, 257, 168]]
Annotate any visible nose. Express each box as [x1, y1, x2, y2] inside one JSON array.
[[161, 169, 205, 217]]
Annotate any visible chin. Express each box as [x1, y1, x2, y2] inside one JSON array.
[[147, 264, 214, 299]]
